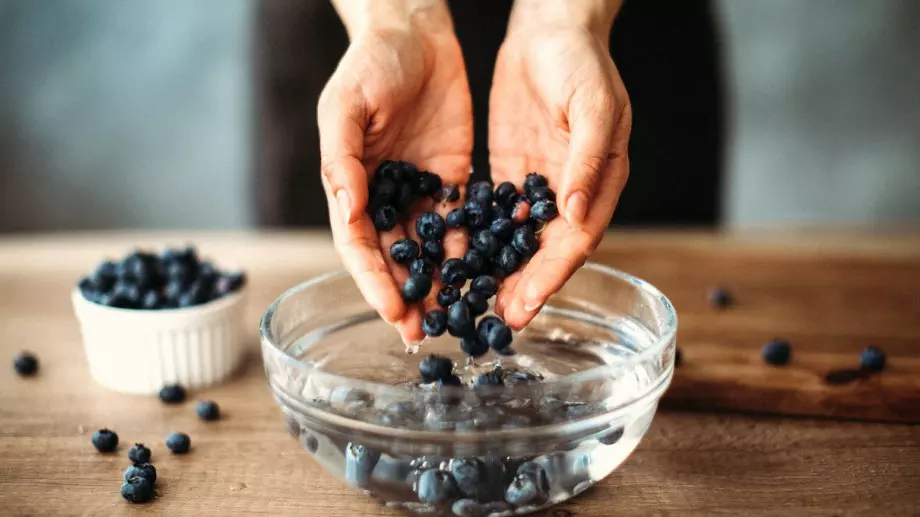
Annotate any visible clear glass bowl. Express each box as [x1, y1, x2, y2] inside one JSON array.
[[260, 264, 677, 517]]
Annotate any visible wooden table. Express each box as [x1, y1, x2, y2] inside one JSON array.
[[1, 230, 919, 516]]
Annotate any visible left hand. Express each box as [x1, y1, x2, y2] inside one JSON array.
[[489, 12, 632, 330]]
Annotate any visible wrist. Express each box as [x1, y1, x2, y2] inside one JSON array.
[[331, 0, 453, 39], [507, 0, 622, 41]]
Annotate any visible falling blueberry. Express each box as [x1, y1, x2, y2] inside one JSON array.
[[402, 274, 432, 303], [447, 301, 475, 338], [762, 339, 791, 366], [462, 291, 489, 317], [460, 334, 489, 358], [477, 316, 513, 353], [860, 345, 886, 371], [422, 310, 449, 337], [437, 286, 461, 308], [471, 275, 499, 298], [419, 355, 454, 383]]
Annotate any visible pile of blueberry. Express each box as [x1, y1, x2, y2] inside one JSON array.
[[369, 160, 558, 357], [77, 246, 246, 310]]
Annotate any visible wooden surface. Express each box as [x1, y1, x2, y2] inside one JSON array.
[[1, 229, 920, 516]]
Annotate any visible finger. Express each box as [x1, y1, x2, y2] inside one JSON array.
[[494, 270, 523, 318], [322, 176, 407, 325], [318, 83, 370, 224], [395, 305, 426, 344]]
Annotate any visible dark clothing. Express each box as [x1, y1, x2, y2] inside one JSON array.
[[256, 0, 724, 227]]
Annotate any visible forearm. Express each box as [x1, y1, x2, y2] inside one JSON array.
[[330, 0, 453, 38], [508, 0, 623, 39]]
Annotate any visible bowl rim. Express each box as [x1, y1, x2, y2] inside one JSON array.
[[259, 263, 678, 427]]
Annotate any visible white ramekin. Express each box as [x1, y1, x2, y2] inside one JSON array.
[[72, 287, 247, 395]]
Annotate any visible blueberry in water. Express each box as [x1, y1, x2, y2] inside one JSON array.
[[158, 384, 186, 404], [417, 212, 447, 241], [441, 258, 469, 287], [329, 386, 373, 408], [472, 230, 500, 257], [423, 310, 449, 337], [92, 428, 118, 452], [599, 425, 625, 445], [470, 275, 498, 298], [526, 186, 555, 204], [489, 217, 514, 241], [415, 469, 459, 504], [128, 443, 151, 464], [402, 274, 432, 302], [463, 201, 491, 229], [345, 443, 380, 489], [477, 316, 512, 353], [395, 182, 417, 213], [493, 246, 521, 278], [370, 177, 397, 206], [440, 184, 461, 203], [437, 286, 461, 308], [860, 345, 886, 371], [530, 200, 558, 223], [467, 181, 493, 204], [421, 240, 445, 263], [165, 432, 191, 454], [390, 239, 420, 264], [462, 249, 485, 276], [494, 181, 518, 206], [302, 432, 319, 453], [419, 355, 454, 383], [410, 258, 436, 278], [460, 334, 489, 358], [505, 462, 549, 506], [463, 291, 489, 317], [473, 368, 504, 387], [440, 374, 463, 387], [141, 290, 161, 310], [447, 301, 474, 337], [450, 458, 488, 500], [196, 400, 220, 421], [762, 338, 791, 366], [13, 352, 38, 377], [446, 208, 466, 228], [523, 172, 548, 193], [708, 286, 732, 309], [123, 462, 157, 483], [373, 205, 398, 231], [452, 499, 486, 517], [417, 171, 442, 197], [121, 476, 155, 504]]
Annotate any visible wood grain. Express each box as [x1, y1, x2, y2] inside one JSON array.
[[1, 230, 919, 516]]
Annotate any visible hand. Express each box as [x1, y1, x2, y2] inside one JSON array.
[[489, 3, 631, 330], [319, 1, 473, 342]]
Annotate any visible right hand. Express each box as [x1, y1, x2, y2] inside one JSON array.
[[318, 2, 473, 343]]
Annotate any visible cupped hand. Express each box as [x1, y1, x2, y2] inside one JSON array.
[[318, 11, 473, 343], [489, 21, 632, 330]]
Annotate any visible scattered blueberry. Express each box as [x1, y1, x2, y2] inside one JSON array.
[[860, 345, 886, 371], [196, 400, 220, 421], [345, 443, 380, 488], [762, 339, 791, 366], [523, 172, 548, 193], [675, 348, 683, 366], [124, 463, 157, 483], [441, 258, 470, 287], [158, 384, 186, 404], [422, 310, 449, 337], [462, 291, 489, 317], [419, 355, 454, 383], [402, 274, 432, 303], [421, 239, 445, 263], [13, 352, 38, 376], [410, 258, 436, 278], [390, 239, 420, 264], [417, 171, 442, 197], [121, 475, 155, 504], [447, 301, 474, 338], [92, 428, 119, 453], [373, 205, 398, 231], [415, 469, 459, 504], [437, 286, 461, 308], [494, 182, 518, 206], [440, 184, 461, 203], [460, 334, 489, 357], [128, 443, 151, 464], [165, 432, 191, 454], [446, 208, 466, 228], [530, 200, 558, 223], [472, 230, 500, 257], [708, 286, 732, 309], [470, 275, 498, 298]]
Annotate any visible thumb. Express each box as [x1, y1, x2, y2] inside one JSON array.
[[318, 84, 370, 224]]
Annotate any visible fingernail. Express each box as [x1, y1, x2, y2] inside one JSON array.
[[566, 191, 588, 227], [336, 190, 352, 223], [523, 284, 542, 312]]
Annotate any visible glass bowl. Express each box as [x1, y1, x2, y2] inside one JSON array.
[[260, 264, 677, 516]]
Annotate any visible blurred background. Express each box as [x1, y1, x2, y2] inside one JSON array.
[[0, 0, 918, 233]]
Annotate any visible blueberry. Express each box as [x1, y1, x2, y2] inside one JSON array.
[[489, 217, 514, 241], [470, 275, 498, 298], [463, 201, 491, 229], [708, 286, 732, 309], [90, 260, 118, 291], [526, 186, 555, 204], [530, 200, 558, 223], [493, 246, 521, 278], [158, 384, 186, 404], [452, 499, 486, 517], [196, 400, 220, 421], [437, 286, 461, 308], [13, 352, 38, 376], [399, 160, 421, 184], [509, 223, 536, 257], [214, 272, 246, 298], [473, 368, 504, 387], [460, 334, 489, 358], [417, 171, 442, 197], [373, 205, 398, 231], [762, 338, 791, 366], [92, 428, 118, 453], [446, 208, 466, 228], [440, 184, 461, 203], [166, 259, 194, 286], [178, 281, 209, 307], [419, 354, 454, 382], [494, 181, 518, 206], [675, 348, 683, 366], [376, 160, 403, 183], [463, 291, 489, 317], [423, 310, 449, 337], [410, 258, 436, 278], [415, 469, 459, 504], [390, 239, 420, 265], [345, 443, 380, 488], [477, 316, 513, 353], [370, 177, 397, 206], [416, 212, 447, 241], [441, 258, 470, 287], [462, 249, 485, 276], [402, 274, 432, 302], [472, 230, 500, 257], [450, 458, 488, 500], [860, 345, 886, 371], [505, 462, 549, 506], [121, 476, 155, 504], [329, 387, 373, 408], [447, 301, 474, 337], [599, 425, 625, 445], [141, 290, 161, 310], [128, 443, 151, 464], [123, 462, 157, 483], [395, 182, 417, 213], [421, 239, 445, 263], [467, 181, 493, 204], [165, 432, 191, 454], [523, 172, 548, 193]]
